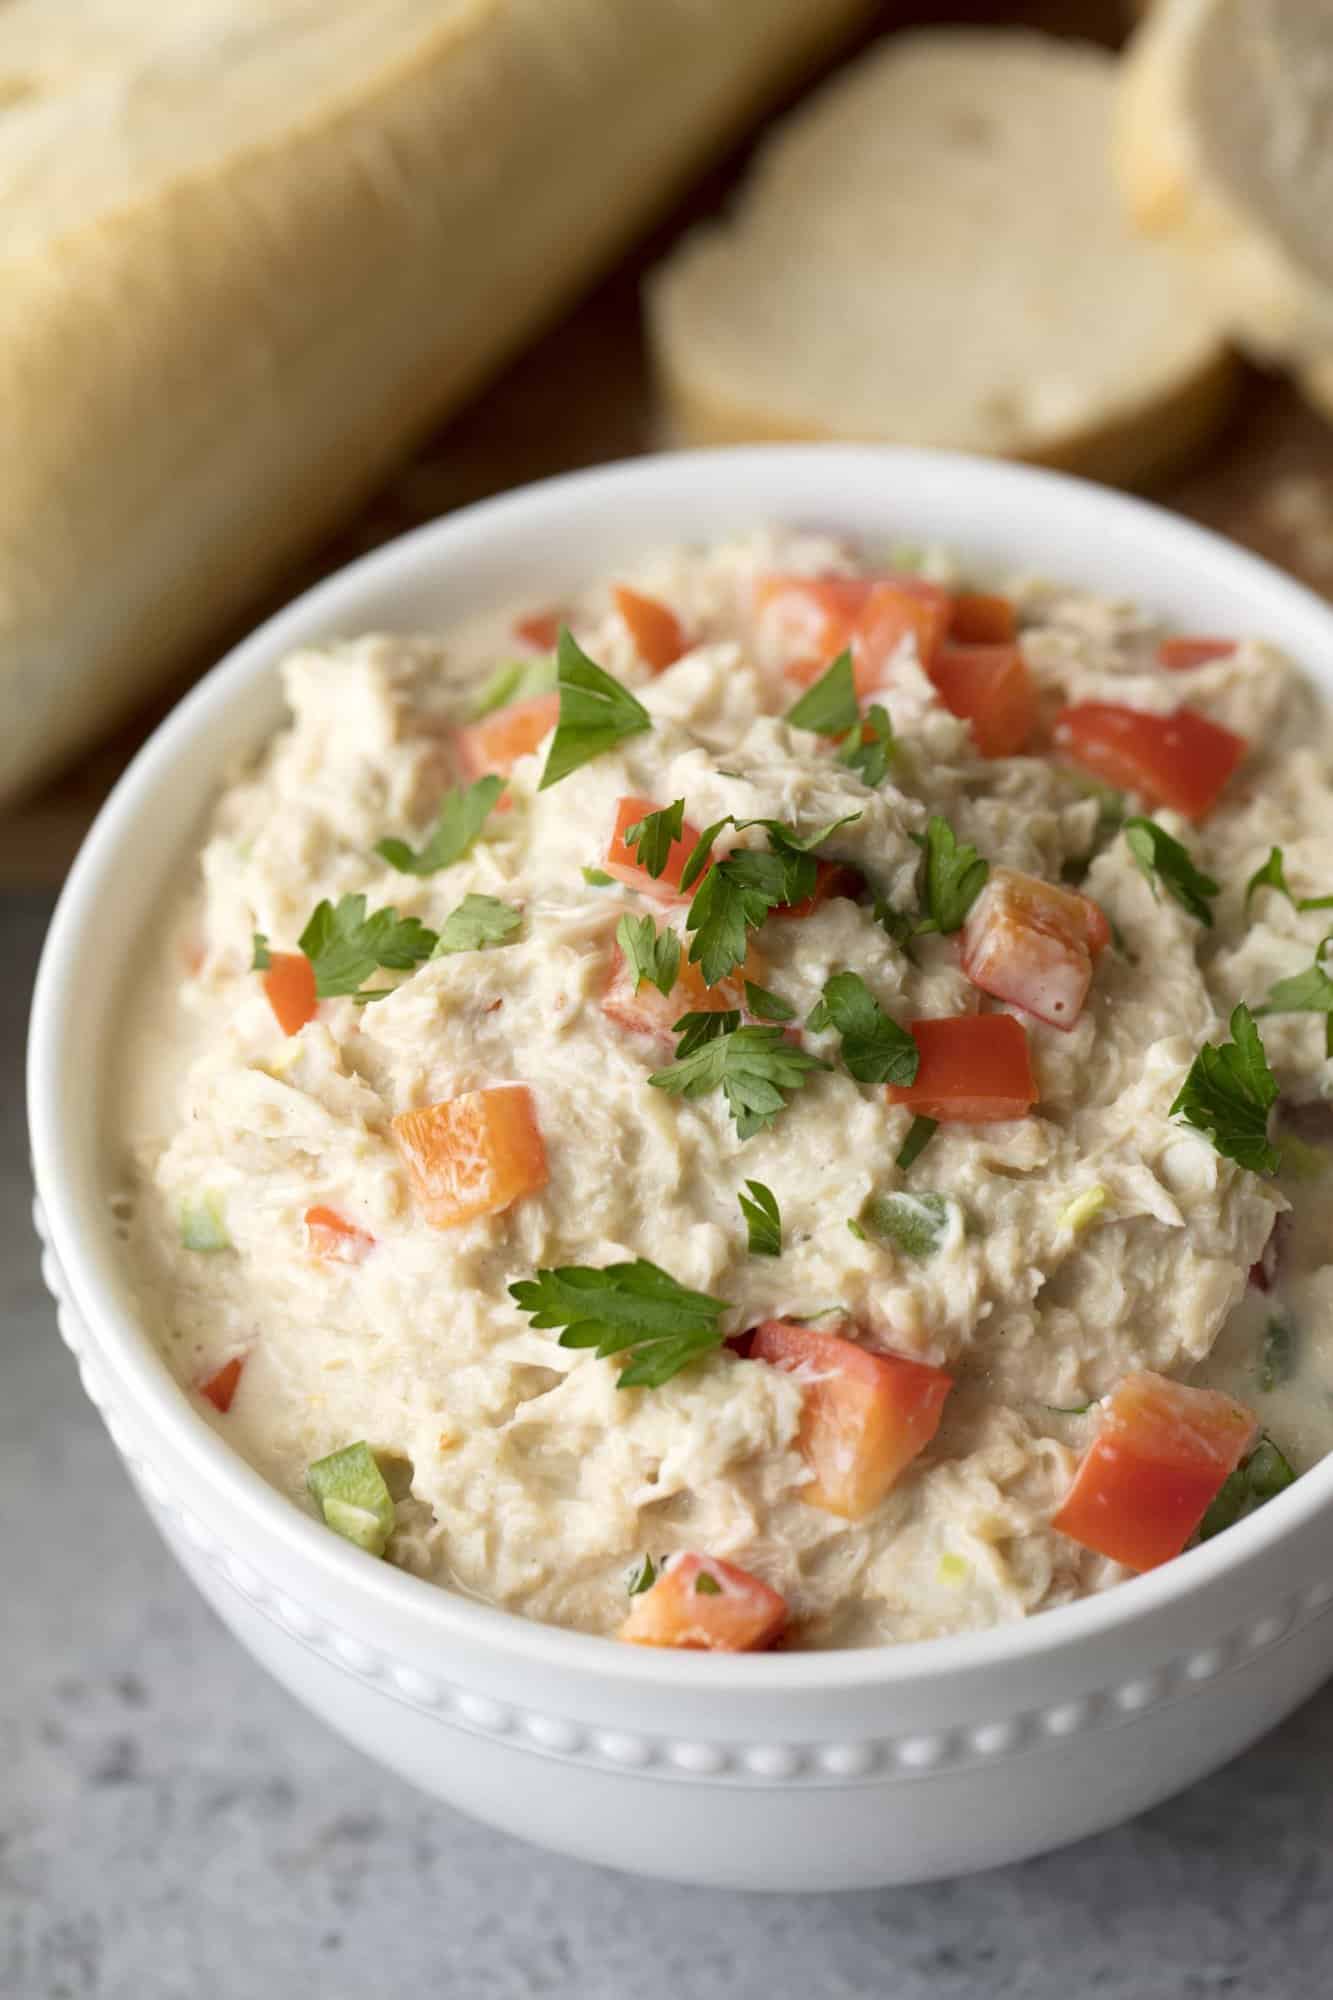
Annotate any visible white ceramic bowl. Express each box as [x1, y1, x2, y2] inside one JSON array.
[[28, 448, 1333, 1890]]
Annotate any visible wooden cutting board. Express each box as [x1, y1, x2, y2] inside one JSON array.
[[5, 0, 1332, 890]]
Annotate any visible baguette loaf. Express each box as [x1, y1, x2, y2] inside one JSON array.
[[646, 31, 1234, 487], [0, 0, 870, 802], [1116, 0, 1333, 367]]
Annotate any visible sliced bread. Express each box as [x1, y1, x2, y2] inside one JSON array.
[[1116, 0, 1333, 366], [646, 29, 1234, 486], [0, 0, 872, 802]]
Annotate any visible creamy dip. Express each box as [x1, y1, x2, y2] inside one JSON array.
[[116, 528, 1333, 1650]]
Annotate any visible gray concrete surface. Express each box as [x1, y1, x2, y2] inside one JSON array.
[[5, 884, 1333, 1999]]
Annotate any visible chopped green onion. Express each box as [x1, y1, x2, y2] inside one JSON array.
[[180, 1192, 231, 1253]]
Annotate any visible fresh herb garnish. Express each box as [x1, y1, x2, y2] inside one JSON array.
[[897, 1115, 938, 1171], [432, 894, 522, 956], [1257, 935, 1333, 1058], [694, 1571, 722, 1596], [466, 655, 556, 722], [296, 894, 437, 1002], [1045, 1399, 1096, 1417], [785, 649, 857, 736], [1123, 817, 1219, 926], [739, 1179, 782, 1256], [1199, 1436, 1295, 1540], [1245, 845, 1333, 915], [806, 971, 919, 1086], [306, 1442, 396, 1557], [1169, 1003, 1280, 1174], [670, 1009, 741, 1057], [251, 933, 271, 971], [509, 1259, 728, 1388], [846, 1217, 867, 1241], [861, 1190, 952, 1258], [374, 776, 503, 877], [914, 816, 989, 935], [622, 799, 685, 879], [582, 867, 615, 887], [538, 629, 652, 790], [1260, 1315, 1297, 1393], [743, 981, 796, 1022], [840, 703, 896, 787], [649, 1022, 826, 1139], [680, 814, 861, 987], [873, 900, 918, 957], [626, 1554, 658, 1596], [616, 913, 680, 998]]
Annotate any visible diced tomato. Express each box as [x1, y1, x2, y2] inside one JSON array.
[[771, 859, 863, 921], [750, 1320, 952, 1519], [950, 593, 1017, 645], [759, 573, 951, 695], [854, 580, 953, 691], [603, 796, 701, 899], [619, 1553, 787, 1652], [303, 1205, 375, 1262], [960, 868, 1109, 1029], [600, 939, 758, 1046], [886, 1013, 1038, 1122], [198, 1355, 245, 1414], [452, 692, 561, 782], [1052, 703, 1246, 821], [614, 585, 686, 672], [391, 1086, 548, 1229], [1157, 636, 1235, 670], [263, 951, 317, 1036], [1052, 1371, 1256, 1571], [928, 642, 1037, 758], [513, 610, 562, 651]]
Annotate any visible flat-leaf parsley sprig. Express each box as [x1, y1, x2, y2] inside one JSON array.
[[649, 1021, 827, 1139], [1256, 932, 1333, 1059], [1245, 846, 1333, 916], [1170, 1002, 1280, 1174], [374, 776, 503, 877], [539, 629, 652, 790], [1123, 817, 1218, 926], [621, 799, 685, 879], [738, 1179, 782, 1256], [679, 812, 861, 986], [253, 894, 437, 1003], [616, 913, 681, 998], [806, 971, 919, 1086], [913, 816, 989, 935], [509, 1259, 728, 1388]]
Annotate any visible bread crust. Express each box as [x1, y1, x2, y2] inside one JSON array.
[[0, 0, 871, 802]]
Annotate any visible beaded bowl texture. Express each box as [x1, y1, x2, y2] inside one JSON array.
[[29, 448, 1333, 1887]]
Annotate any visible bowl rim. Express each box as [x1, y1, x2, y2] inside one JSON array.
[[29, 443, 1333, 1694]]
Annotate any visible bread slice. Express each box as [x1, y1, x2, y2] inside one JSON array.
[[646, 30, 1234, 486], [1116, 0, 1333, 367], [0, 0, 872, 803]]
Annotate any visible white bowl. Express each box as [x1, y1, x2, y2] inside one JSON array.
[[28, 447, 1333, 1890]]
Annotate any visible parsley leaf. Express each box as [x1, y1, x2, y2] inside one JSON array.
[[297, 894, 437, 1001], [914, 817, 989, 935], [1169, 1003, 1280, 1174], [539, 628, 651, 790], [466, 655, 556, 722], [374, 776, 503, 877], [432, 894, 522, 956], [582, 867, 614, 887], [1199, 1436, 1295, 1540], [785, 649, 857, 736], [694, 1571, 722, 1596], [743, 981, 796, 1022], [616, 913, 680, 998], [840, 703, 896, 787], [680, 813, 862, 986], [251, 932, 271, 971], [509, 1258, 728, 1388], [809, 971, 919, 1085], [626, 1554, 658, 1595], [738, 1179, 782, 1256], [1258, 935, 1333, 1057], [1245, 845, 1333, 915], [671, 1010, 740, 1057], [649, 1023, 826, 1139], [897, 1115, 938, 1170], [622, 799, 685, 879], [1123, 816, 1219, 926]]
